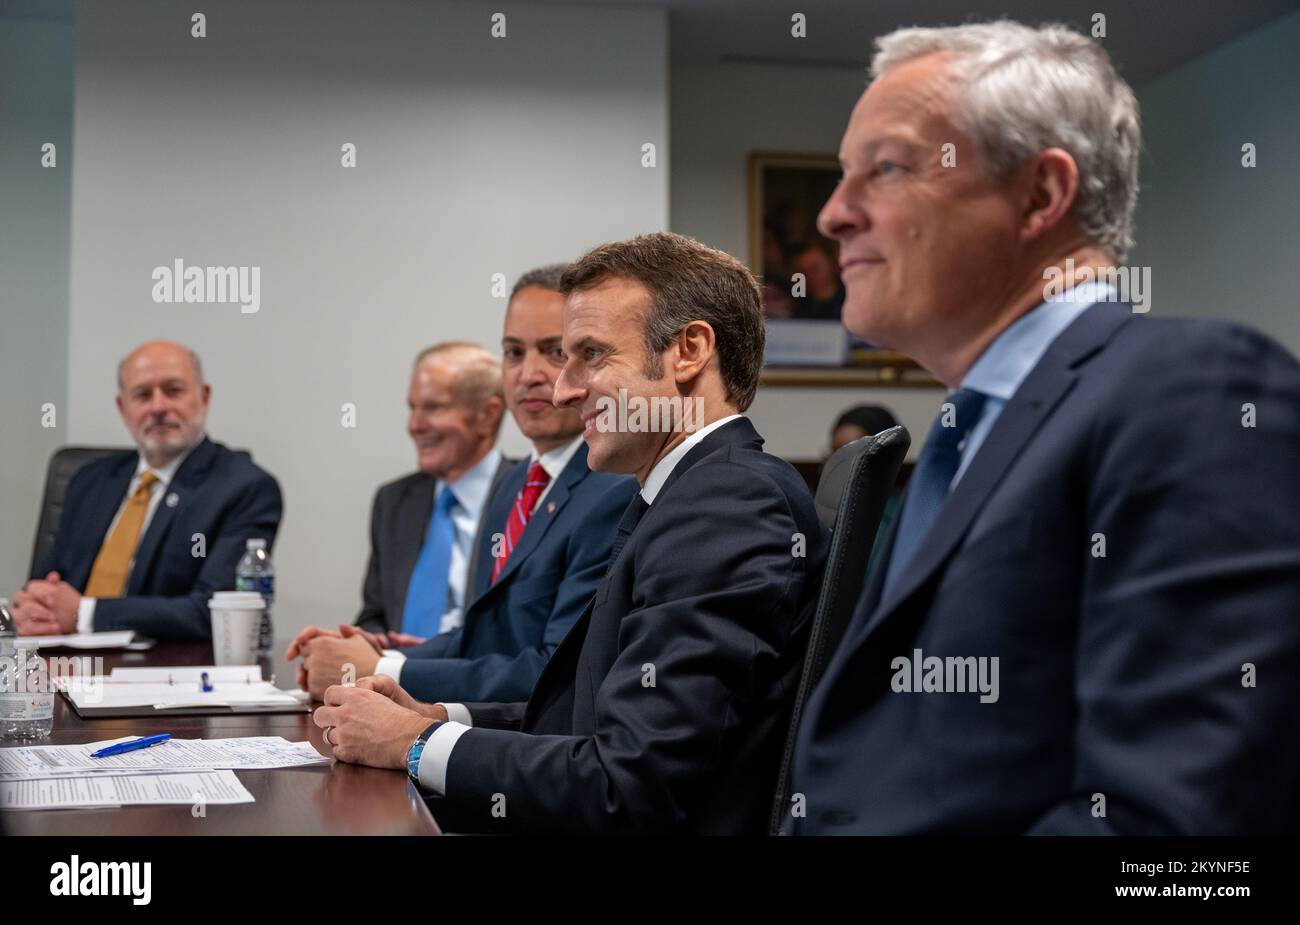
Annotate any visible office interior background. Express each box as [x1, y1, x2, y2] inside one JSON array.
[[2, 0, 1297, 646]]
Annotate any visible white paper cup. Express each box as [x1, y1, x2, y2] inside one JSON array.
[[209, 591, 265, 666]]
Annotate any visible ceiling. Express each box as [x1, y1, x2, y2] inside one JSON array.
[[555, 0, 1300, 85], [4, 0, 1297, 86]]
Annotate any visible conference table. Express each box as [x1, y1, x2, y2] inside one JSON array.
[[3, 641, 441, 835]]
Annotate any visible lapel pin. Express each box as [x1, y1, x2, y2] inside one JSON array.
[[165, 492, 179, 508], [546, 502, 556, 514]]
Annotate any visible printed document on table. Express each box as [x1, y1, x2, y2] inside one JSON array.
[[0, 736, 329, 780], [1, 769, 254, 810]]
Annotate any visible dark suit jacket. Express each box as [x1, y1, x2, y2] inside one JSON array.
[[431, 417, 828, 834], [354, 455, 512, 635], [790, 303, 1300, 834], [34, 436, 283, 641], [397, 444, 638, 702]]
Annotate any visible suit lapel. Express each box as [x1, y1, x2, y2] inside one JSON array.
[[852, 302, 1134, 645], [127, 438, 216, 594], [465, 457, 515, 599], [489, 444, 591, 590], [522, 418, 765, 722]]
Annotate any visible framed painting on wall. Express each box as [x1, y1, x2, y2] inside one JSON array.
[[748, 151, 937, 387]]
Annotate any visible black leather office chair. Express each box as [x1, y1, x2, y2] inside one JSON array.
[[769, 424, 911, 835], [29, 446, 132, 578]]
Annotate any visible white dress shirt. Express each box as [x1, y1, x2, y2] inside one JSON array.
[[416, 416, 744, 796], [374, 437, 582, 683], [76, 438, 202, 633]]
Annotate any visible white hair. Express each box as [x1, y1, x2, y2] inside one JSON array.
[[872, 21, 1141, 262]]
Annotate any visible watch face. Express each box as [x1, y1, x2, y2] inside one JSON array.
[[407, 741, 424, 780]]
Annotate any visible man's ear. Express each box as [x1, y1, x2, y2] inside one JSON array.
[[477, 396, 506, 437], [1017, 147, 1079, 245], [672, 321, 717, 385]]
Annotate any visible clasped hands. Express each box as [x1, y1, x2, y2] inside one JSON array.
[[283, 623, 424, 700], [285, 623, 441, 771], [310, 674, 448, 771], [9, 571, 81, 635]]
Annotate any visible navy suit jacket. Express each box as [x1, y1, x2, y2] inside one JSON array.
[[34, 437, 283, 641], [431, 418, 828, 834], [790, 303, 1300, 834], [396, 443, 637, 702]]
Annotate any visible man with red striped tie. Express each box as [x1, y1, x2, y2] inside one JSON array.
[[290, 265, 637, 704]]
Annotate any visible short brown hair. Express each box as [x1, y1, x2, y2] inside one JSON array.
[[560, 233, 764, 410], [510, 263, 569, 300]]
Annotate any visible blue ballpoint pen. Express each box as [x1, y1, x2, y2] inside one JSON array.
[[90, 733, 173, 759]]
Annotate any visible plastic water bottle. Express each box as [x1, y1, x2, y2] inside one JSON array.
[[0, 599, 55, 741], [235, 539, 275, 658]]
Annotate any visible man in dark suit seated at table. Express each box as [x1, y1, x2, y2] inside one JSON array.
[[310, 232, 827, 834], [289, 266, 637, 702], [285, 342, 512, 698], [11, 340, 282, 641], [786, 20, 1300, 834]]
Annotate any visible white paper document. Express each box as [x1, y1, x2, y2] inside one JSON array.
[[0, 769, 254, 810], [0, 735, 330, 780], [24, 631, 135, 650]]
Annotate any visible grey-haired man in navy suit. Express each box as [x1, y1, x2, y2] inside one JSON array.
[[788, 21, 1300, 834]]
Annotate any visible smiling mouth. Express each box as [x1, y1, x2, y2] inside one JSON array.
[[841, 258, 885, 273]]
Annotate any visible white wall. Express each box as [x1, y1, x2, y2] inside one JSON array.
[[64, 0, 667, 643], [670, 59, 945, 462], [0, 7, 74, 595], [1131, 11, 1300, 355]]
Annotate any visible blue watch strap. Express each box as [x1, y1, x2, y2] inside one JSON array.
[[406, 721, 444, 783]]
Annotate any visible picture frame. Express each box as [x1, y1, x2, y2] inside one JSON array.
[[747, 151, 938, 387]]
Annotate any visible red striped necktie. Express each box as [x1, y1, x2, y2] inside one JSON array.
[[492, 460, 551, 582]]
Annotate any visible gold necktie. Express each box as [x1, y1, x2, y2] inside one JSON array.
[[84, 471, 160, 598]]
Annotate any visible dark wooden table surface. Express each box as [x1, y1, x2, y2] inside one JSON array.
[[3, 642, 440, 835]]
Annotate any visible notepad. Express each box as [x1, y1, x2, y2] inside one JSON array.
[[0, 769, 254, 810], [24, 631, 135, 650], [57, 665, 307, 713]]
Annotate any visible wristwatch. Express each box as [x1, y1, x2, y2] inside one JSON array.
[[406, 721, 443, 784]]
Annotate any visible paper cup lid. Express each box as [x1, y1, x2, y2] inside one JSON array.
[[208, 591, 265, 609]]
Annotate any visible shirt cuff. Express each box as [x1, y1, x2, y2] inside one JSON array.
[[374, 654, 405, 682], [415, 721, 472, 795], [442, 702, 472, 726], [77, 597, 97, 634]]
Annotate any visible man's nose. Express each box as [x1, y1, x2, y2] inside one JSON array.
[[147, 391, 170, 416], [521, 349, 549, 385], [817, 182, 863, 240], [553, 363, 584, 408]]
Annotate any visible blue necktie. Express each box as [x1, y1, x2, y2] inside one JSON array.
[[882, 388, 987, 596], [402, 486, 458, 636]]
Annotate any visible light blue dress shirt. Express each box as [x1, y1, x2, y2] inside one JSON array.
[[951, 281, 1115, 488], [433, 447, 501, 634]]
